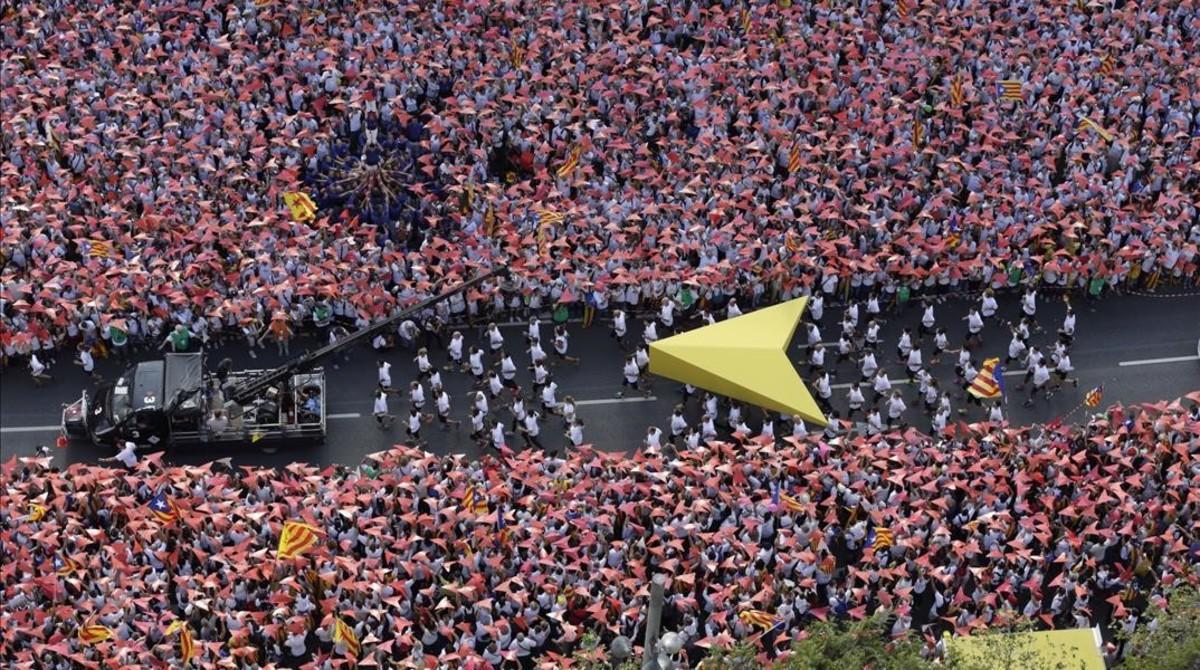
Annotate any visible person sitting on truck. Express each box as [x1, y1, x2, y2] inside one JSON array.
[[207, 409, 230, 434]]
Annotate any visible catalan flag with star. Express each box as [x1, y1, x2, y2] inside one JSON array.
[[53, 554, 81, 577], [1084, 384, 1104, 408], [165, 620, 196, 664], [997, 80, 1023, 102], [968, 357, 1004, 400], [147, 491, 181, 524], [277, 520, 322, 559], [333, 617, 361, 658], [462, 483, 489, 515]]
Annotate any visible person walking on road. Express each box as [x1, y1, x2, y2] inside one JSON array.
[[373, 387, 395, 429]]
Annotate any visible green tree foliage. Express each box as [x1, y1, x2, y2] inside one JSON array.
[[1120, 587, 1200, 670]]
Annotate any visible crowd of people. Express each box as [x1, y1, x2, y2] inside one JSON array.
[[4, 0, 1200, 369], [3, 0, 1200, 666], [3, 396, 1198, 667]]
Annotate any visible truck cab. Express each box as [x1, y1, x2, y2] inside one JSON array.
[[63, 353, 204, 446]]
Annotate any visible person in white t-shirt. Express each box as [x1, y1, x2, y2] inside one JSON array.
[[565, 418, 585, 447], [402, 407, 425, 445], [669, 407, 689, 444], [377, 360, 393, 389], [616, 355, 646, 398], [373, 387, 394, 428], [644, 426, 663, 449], [446, 332, 465, 370], [100, 441, 139, 468]]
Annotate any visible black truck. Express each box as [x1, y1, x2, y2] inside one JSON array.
[[61, 270, 501, 449]]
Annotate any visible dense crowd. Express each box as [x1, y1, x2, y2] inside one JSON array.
[[4, 0, 1200, 366], [3, 397, 1198, 668]]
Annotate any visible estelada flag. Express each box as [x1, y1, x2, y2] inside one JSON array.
[[79, 623, 114, 645], [968, 357, 1004, 400], [166, 621, 196, 663], [277, 520, 322, 559], [998, 80, 1023, 102], [1084, 385, 1104, 408], [462, 484, 488, 515], [333, 617, 361, 658], [282, 191, 317, 222], [147, 491, 180, 523]]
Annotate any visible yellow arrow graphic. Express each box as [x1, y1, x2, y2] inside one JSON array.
[[648, 297, 826, 426]]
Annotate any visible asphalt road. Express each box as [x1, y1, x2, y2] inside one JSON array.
[[1, 291, 1197, 468]]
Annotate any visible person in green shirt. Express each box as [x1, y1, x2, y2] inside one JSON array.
[[109, 323, 129, 362], [160, 325, 192, 353]]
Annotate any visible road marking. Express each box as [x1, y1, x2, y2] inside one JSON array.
[[0, 425, 59, 434], [576, 396, 658, 406], [327, 413, 362, 420], [1118, 355, 1200, 367]]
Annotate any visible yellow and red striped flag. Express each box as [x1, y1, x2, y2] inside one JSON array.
[[870, 526, 895, 549], [333, 617, 361, 658], [483, 202, 497, 237], [949, 75, 965, 107], [29, 502, 48, 522], [997, 80, 1023, 102], [739, 609, 778, 630], [968, 357, 1004, 400], [740, 6, 751, 33], [88, 240, 113, 259], [1098, 53, 1114, 76], [277, 520, 322, 559], [538, 210, 565, 228], [166, 621, 196, 664], [1077, 117, 1114, 143], [779, 492, 805, 513], [556, 144, 583, 179], [1084, 385, 1104, 408], [912, 116, 925, 149], [510, 35, 524, 69], [79, 623, 114, 645], [282, 191, 317, 222], [787, 142, 801, 173], [897, 0, 911, 18]]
